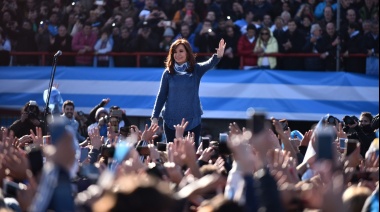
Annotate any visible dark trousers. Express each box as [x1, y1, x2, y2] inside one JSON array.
[[164, 123, 201, 147]]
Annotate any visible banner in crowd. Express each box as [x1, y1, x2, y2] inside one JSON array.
[[0, 67, 378, 121]]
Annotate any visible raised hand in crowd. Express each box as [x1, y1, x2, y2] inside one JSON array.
[[174, 118, 188, 139], [141, 123, 159, 142]]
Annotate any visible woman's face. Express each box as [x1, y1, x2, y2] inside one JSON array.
[[260, 30, 270, 41], [173, 44, 188, 65]]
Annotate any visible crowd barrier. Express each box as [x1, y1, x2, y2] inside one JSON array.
[[5, 51, 368, 68], [0, 67, 378, 121]]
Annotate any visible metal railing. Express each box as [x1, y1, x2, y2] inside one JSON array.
[[5, 51, 368, 69]]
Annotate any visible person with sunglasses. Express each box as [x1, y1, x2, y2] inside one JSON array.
[[253, 27, 278, 69]]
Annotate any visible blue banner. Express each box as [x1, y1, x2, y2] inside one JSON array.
[[0, 67, 378, 121]]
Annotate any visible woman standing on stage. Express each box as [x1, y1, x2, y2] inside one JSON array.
[[151, 38, 226, 144]]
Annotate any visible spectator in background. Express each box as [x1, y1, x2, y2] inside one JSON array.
[[270, 11, 290, 32], [113, 26, 136, 67], [94, 31, 113, 67], [338, 0, 353, 24], [359, 0, 378, 21], [71, 22, 97, 66], [252, 0, 273, 22], [194, 10, 218, 35], [297, 16, 312, 38], [237, 24, 258, 70], [261, 14, 272, 29], [113, 0, 138, 21], [317, 22, 340, 71], [341, 9, 361, 39], [123, 16, 138, 38], [27, 7, 39, 33], [226, 1, 244, 22], [138, 0, 156, 22], [195, 0, 222, 22], [234, 10, 254, 35], [254, 27, 278, 69], [195, 19, 218, 62], [362, 20, 372, 34], [0, 31, 11, 66], [49, 24, 74, 66], [160, 0, 184, 20], [15, 20, 38, 65], [364, 20, 379, 76], [131, 21, 160, 67], [342, 22, 366, 74], [278, 19, 305, 70], [218, 25, 240, 69], [172, 0, 200, 32], [35, 20, 51, 64], [303, 24, 324, 71], [318, 6, 334, 32], [173, 23, 198, 52], [295, 4, 315, 24], [47, 12, 59, 37], [159, 27, 174, 52], [314, 0, 337, 20], [38, 2, 49, 22]]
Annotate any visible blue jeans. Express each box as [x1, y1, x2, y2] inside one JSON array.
[[164, 123, 201, 147]]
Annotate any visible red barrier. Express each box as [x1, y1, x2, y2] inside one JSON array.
[[8, 51, 367, 68]]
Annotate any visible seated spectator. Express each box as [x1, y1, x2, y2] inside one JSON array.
[[94, 31, 113, 67], [195, 0, 222, 22], [252, 0, 273, 22], [47, 12, 59, 37], [270, 11, 290, 32], [297, 16, 312, 38], [254, 27, 278, 69], [341, 9, 361, 41], [71, 22, 97, 66], [237, 24, 258, 70]]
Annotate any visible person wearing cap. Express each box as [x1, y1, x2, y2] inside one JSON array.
[[159, 27, 174, 52], [87, 107, 109, 138], [151, 38, 226, 145]]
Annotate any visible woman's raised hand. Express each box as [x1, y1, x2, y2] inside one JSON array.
[[216, 39, 226, 58]]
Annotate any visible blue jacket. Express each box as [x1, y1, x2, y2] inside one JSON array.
[[152, 54, 220, 130]]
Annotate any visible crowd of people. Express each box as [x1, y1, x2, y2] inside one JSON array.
[[0, 0, 378, 74], [0, 96, 379, 211]]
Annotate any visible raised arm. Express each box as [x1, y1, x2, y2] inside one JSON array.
[[196, 39, 226, 77]]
